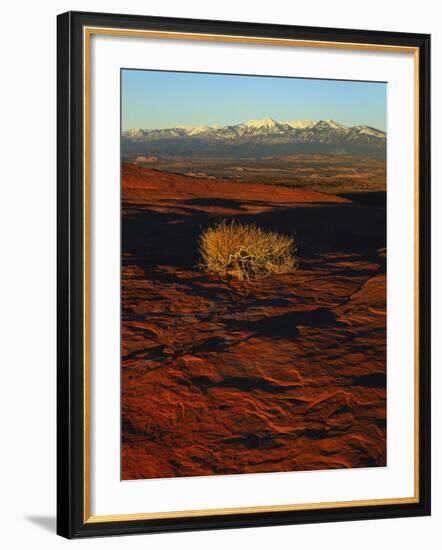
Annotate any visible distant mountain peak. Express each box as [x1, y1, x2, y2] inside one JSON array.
[[314, 119, 348, 130], [123, 128, 146, 138], [184, 125, 218, 136], [241, 117, 279, 129], [326, 119, 348, 129], [122, 118, 386, 158]]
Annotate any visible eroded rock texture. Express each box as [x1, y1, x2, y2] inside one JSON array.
[[121, 163, 386, 479]]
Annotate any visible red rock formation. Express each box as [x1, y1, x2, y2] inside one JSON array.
[[121, 163, 386, 480]]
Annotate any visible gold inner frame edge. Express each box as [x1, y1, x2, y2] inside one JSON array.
[[82, 26, 420, 524]]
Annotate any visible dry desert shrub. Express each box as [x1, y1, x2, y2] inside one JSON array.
[[199, 219, 298, 280]]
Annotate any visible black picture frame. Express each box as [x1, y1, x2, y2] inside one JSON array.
[[57, 10, 431, 539]]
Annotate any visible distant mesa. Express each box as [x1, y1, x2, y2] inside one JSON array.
[[122, 118, 386, 158]]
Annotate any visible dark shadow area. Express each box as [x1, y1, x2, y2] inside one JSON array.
[[191, 336, 229, 353], [183, 197, 326, 209], [25, 515, 56, 533], [224, 307, 340, 339], [221, 433, 283, 450], [352, 372, 386, 388], [122, 196, 386, 272], [190, 375, 297, 393], [184, 197, 247, 210], [339, 191, 386, 207]]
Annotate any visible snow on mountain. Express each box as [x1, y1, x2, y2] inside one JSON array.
[[311, 120, 349, 132], [240, 117, 280, 129], [123, 128, 147, 139], [234, 117, 289, 136], [123, 119, 384, 140], [122, 118, 386, 156], [176, 125, 219, 136], [323, 119, 349, 130], [284, 119, 316, 129], [147, 128, 186, 139], [351, 126, 386, 138]]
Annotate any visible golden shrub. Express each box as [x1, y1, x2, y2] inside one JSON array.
[[199, 220, 298, 280]]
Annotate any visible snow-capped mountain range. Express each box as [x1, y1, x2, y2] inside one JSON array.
[[122, 117, 386, 157]]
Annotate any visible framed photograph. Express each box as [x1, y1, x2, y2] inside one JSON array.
[[57, 11, 431, 538]]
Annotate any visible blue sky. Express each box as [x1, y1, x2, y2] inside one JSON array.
[[122, 69, 386, 131]]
